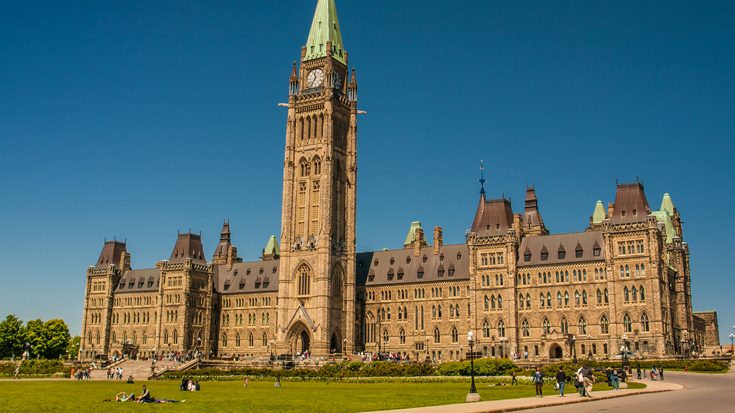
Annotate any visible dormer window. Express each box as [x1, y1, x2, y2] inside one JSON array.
[[422, 255, 427, 263], [147, 281, 153, 288], [138, 282, 143, 288], [457, 252, 462, 260], [387, 268, 395, 281], [374, 259, 379, 266], [524, 254, 531, 262], [397, 268, 404, 280], [128, 282, 134, 289], [234, 269, 238, 276], [633, 209, 637, 216], [576, 250, 583, 258], [439, 253, 444, 261], [246, 268, 251, 275], [541, 253, 548, 261], [259, 267, 264, 275], [593, 248, 601, 257], [368, 270, 375, 282], [263, 281, 269, 288], [406, 256, 411, 264], [390, 257, 395, 265], [558, 251, 566, 259], [224, 284, 230, 291], [622, 210, 626, 217], [417, 266, 424, 279]]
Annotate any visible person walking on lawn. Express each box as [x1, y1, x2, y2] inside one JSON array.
[[581, 364, 595, 398], [533, 367, 544, 398], [555, 367, 566, 397]]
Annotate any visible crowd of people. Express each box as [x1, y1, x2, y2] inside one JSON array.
[[70, 367, 92, 380]]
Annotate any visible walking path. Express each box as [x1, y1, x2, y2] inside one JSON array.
[[365, 379, 683, 413]]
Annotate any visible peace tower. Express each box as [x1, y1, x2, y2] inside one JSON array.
[[275, 0, 359, 357]]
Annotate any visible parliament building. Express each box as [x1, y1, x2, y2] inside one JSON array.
[[80, 0, 719, 363]]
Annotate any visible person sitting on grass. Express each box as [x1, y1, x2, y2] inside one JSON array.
[[135, 385, 154, 403], [115, 392, 135, 402]]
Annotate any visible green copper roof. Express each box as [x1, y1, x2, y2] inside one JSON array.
[[303, 0, 346, 65], [264, 235, 280, 255], [592, 200, 606, 224], [651, 210, 676, 244], [660, 193, 675, 215], [404, 222, 423, 246]]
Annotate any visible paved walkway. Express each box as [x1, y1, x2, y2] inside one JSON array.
[[365, 379, 683, 413]]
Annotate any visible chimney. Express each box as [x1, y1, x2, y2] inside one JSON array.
[[227, 246, 238, 271], [414, 228, 424, 257], [433, 227, 443, 255], [608, 203, 615, 219]]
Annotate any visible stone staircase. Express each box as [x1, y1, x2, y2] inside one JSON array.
[[88, 359, 182, 381]]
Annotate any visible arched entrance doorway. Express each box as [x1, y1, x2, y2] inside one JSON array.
[[295, 330, 310, 354], [549, 343, 563, 359], [330, 330, 343, 354]]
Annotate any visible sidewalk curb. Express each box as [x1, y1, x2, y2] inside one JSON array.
[[476, 389, 676, 413]]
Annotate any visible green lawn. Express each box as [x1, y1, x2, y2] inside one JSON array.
[[0, 380, 646, 412]]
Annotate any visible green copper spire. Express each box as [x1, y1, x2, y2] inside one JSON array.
[[592, 200, 607, 224], [660, 193, 675, 215], [264, 235, 280, 255], [303, 0, 346, 65]]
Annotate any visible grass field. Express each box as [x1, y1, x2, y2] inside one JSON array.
[[0, 380, 646, 412]]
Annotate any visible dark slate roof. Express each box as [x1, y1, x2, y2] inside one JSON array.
[[356, 244, 470, 287], [214, 260, 280, 294], [94, 240, 127, 269], [169, 233, 207, 264], [522, 187, 544, 227], [114, 269, 160, 294], [213, 222, 232, 257], [611, 182, 651, 224], [518, 231, 605, 267], [470, 195, 514, 237]]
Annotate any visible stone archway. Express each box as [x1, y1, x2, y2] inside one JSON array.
[[330, 329, 343, 354], [549, 343, 563, 359], [287, 322, 312, 356]]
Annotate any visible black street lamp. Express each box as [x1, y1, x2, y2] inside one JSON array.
[[572, 335, 577, 364], [586, 334, 592, 359], [466, 331, 481, 402]]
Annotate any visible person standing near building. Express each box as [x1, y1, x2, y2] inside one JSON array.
[[555, 367, 566, 397], [13, 365, 20, 380], [659, 365, 664, 380], [611, 368, 619, 390], [637, 364, 641, 380], [511, 371, 518, 385], [533, 367, 544, 398]]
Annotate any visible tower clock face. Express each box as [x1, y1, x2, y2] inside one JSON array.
[[333, 71, 342, 90], [307, 68, 324, 88]]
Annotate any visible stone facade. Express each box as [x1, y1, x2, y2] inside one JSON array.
[[78, 0, 717, 362]]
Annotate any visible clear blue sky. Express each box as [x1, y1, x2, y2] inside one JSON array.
[[1, 1, 733, 344]]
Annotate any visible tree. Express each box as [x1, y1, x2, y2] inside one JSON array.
[[68, 336, 81, 360], [43, 319, 71, 359], [0, 315, 25, 359]]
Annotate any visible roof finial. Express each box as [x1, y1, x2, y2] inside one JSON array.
[[478, 160, 486, 195]]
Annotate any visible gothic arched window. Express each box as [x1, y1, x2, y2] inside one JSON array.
[[600, 315, 609, 334], [641, 312, 650, 332], [623, 313, 632, 332], [297, 264, 311, 296]]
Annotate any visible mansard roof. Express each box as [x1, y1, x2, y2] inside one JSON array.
[[611, 182, 651, 224], [169, 232, 207, 264], [470, 194, 514, 237], [356, 244, 470, 287], [114, 268, 159, 294], [213, 222, 232, 257], [94, 240, 127, 269], [518, 231, 605, 267], [214, 261, 280, 294]]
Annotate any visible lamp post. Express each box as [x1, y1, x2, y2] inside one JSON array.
[[572, 335, 577, 364], [383, 340, 389, 361], [270, 340, 275, 361], [729, 334, 734, 352], [500, 337, 508, 359], [681, 330, 688, 357], [343, 338, 348, 360], [621, 334, 629, 372], [466, 331, 481, 402], [460, 345, 464, 361], [604, 341, 608, 360]]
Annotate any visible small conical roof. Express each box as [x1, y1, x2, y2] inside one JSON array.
[[264, 236, 280, 255], [660, 193, 675, 215], [404, 222, 423, 246], [592, 200, 606, 224]]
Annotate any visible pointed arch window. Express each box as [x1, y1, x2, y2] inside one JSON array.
[[263, 333, 268, 347], [561, 317, 568, 334], [564, 291, 570, 306], [433, 327, 440, 343], [522, 319, 530, 337], [625, 265, 630, 277], [540, 293, 545, 307], [597, 289, 602, 304], [636, 264, 640, 277], [526, 294, 531, 308], [557, 292, 562, 306], [297, 265, 311, 296], [623, 313, 632, 332], [497, 295, 502, 309], [600, 315, 609, 334], [519, 294, 524, 308], [400, 329, 406, 344], [249, 333, 254, 347], [641, 312, 650, 332], [582, 290, 588, 305], [235, 333, 241, 347], [575, 291, 580, 305], [604, 288, 609, 303], [451, 327, 459, 343], [640, 286, 646, 301], [482, 320, 490, 338], [546, 292, 552, 307], [543, 318, 551, 334], [497, 320, 506, 337], [624, 286, 630, 301], [632, 286, 638, 301], [641, 264, 645, 277], [578, 316, 587, 334]]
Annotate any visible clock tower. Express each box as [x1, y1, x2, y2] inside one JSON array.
[[276, 0, 358, 357]]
